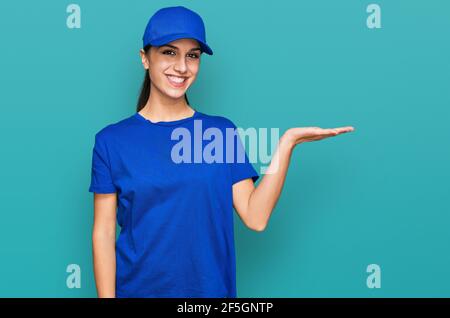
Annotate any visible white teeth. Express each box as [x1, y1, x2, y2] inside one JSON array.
[[167, 75, 186, 83]]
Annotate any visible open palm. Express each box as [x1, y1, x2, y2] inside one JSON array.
[[284, 126, 355, 146]]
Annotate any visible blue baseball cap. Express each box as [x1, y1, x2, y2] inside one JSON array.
[[142, 6, 213, 55]]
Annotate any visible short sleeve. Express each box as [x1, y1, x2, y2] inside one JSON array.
[[88, 132, 117, 193], [228, 122, 260, 185]]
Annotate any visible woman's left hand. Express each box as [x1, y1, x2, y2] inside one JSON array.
[[282, 126, 355, 149], [233, 124, 355, 232]]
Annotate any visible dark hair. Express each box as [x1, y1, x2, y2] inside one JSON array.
[[136, 44, 190, 112]]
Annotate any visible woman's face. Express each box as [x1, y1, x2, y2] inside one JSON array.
[[140, 38, 201, 101]]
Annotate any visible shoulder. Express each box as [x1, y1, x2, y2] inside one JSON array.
[[196, 111, 238, 129], [93, 113, 138, 144]]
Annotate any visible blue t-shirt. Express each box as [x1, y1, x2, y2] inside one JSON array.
[[88, 110, 259, 298]]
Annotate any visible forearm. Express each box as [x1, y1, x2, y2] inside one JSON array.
[[92, 230, 116, 298], [246, 135, 294, 231]]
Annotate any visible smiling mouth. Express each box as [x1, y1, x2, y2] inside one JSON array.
[[166, 75, 188, 88]]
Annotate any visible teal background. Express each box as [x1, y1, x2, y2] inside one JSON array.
[[0, 0, 449, 297]]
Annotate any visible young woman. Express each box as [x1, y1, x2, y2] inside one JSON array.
[[89, 6, 354, 298]]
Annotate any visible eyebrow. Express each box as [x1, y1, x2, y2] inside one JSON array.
[[160, 44, 202, 52]]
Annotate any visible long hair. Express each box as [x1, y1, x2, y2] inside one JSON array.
[[136, 44, 190, 112]]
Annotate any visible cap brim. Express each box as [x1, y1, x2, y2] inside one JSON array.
[[147, 33, 213, 55]]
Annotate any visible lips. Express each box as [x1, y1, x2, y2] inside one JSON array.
[[166, 75, 188, 88]]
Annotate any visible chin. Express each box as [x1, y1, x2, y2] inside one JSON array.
[[164, 86, 189, 99]]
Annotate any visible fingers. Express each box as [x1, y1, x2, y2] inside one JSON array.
[[309, 126, 355, 140], [288, 126, 355, 144], [307, 126, 354, 134], [334, 126, 355, 133], [325, 126, 355, 135]]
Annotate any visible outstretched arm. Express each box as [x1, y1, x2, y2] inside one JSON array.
[[232, 126, 354, 232]]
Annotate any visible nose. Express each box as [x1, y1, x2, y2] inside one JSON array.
[[173, 55, 188, 74]]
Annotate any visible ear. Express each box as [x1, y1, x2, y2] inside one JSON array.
[[140, 49, 150, 70]]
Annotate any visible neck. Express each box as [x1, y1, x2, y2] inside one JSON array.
[[139, 85, 194, 122]]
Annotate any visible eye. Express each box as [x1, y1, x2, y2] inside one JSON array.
[[162, 49, 176, 56], [187, 53, 200, 59]]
